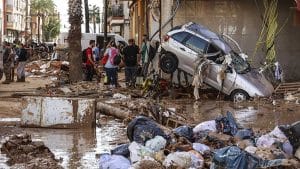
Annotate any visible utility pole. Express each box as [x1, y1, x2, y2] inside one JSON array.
[[84, 0, 90, 33], [104, 0, 108, 47], [25, 0, 29, 44]]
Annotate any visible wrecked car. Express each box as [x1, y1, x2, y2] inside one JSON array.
[[157, 22, 274, 101]]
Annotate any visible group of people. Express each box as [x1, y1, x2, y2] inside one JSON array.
[[83, 35, 156, 88], [1, 41, 28, 84]]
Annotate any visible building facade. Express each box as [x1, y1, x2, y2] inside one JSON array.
[[127, 0, 300, 82], [3, 0, 28, 42], [107, 1, 130, 41]]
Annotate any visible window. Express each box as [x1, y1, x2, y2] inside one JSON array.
[[171, 32, 189, 43], [184, 36, 207, 53]]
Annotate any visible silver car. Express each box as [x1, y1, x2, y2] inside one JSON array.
[[158, 22, 274, 101]]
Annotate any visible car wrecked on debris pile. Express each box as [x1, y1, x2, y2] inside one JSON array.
[[157, 22, 274, 101]]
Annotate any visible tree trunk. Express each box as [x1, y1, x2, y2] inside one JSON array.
[[96, 102, 132, 120], [84, 0, 89, 33], [68, 0, 83, 82]]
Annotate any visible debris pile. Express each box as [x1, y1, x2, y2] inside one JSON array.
[[0, 134, 62, 169], [100, 115, 300, 169]]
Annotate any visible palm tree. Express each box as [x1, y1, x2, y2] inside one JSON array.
[[68, 0, 83, 82], [84, 0, 90, 33], [30, 0, 55, 42], [89, 5, 100, 33]]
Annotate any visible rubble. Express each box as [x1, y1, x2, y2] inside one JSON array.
[[0, 134, 62, 169], [99, 115, 300, 168]]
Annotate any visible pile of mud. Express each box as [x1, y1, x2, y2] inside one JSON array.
[[1, 134, 62, 169]]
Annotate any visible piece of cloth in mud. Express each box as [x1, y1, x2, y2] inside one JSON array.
[[192, 56, 211, 100], [127, 116, 169, 145]]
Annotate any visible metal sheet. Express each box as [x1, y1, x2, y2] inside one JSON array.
[[21, 97, 95, 128]]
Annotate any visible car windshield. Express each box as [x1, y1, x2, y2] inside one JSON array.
[[230, 51, 251, 74]]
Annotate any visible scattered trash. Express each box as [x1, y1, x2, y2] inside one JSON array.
[[145, 136, 167, 152], [192, 143, 210, 154], [111, 143, 130, 158], [127, 116, 169, 145], [193, 120, 217, 134], [99, 154, 131, 169], [279, 121, 300, 151], [215, 111, 239, 136], [256, 126, 288, 148], [295, 147, 300, 160], [235, 128, 254, 140], [163, 152, 193, 168], [211, 146, 260, 169], [128, 141, 154, 163], [173, 125, 194, 142], [113, 93, 129, 100], [129, 158, 163, 169]]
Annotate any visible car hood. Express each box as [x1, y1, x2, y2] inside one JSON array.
[[238, 69, 274, 97]]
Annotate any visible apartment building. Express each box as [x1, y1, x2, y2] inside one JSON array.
[[3, 0, 28, 42]]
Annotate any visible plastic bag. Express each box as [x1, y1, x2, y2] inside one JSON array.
[[129, 141, 154, 163], [127, 116, 168, 145], [235, 129, 254, 140], [173, 125, 194, 142], [279, 121, 300, 151], [163, 152, 192, 168], [193, 120, 217, 134], [111, 144, 130, 158], [215, 111, 239, 136], [145, 136, 167, 152], [193, 143, 210, 154], [211, 146, 259, 169], [99, 154, 131, 169]]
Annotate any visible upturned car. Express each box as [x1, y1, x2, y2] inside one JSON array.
[[157, 22, 274, 102]]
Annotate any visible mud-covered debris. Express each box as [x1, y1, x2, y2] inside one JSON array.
[[130, 158, 163, 169], [99, 154, 131, 169], [0, 134, 62, 169]]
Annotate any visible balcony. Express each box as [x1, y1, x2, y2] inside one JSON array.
[[108, 4, 124, 18]]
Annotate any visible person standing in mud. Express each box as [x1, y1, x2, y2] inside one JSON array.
[[85, 40, 96, 81], [122, 39, 140, 87], [141, 35, 150, 78], [104, 41, 119, 88], [2, 43, 13, 84], [16, 44, 28, 82]]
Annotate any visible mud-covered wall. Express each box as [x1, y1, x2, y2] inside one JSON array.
[[173, 0, 300, 82]]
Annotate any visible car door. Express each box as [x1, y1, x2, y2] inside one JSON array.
[[182, 34, 208, 75], [167, 32, 191, 72]]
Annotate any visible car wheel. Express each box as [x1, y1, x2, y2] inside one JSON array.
[[231, 89, 249, 102], [159, 53, 178, 74]]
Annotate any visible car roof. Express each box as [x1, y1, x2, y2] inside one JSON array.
[[183, 22, 232, 54]]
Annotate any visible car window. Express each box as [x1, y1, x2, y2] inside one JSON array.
[[184, 36, 208, 53], [171, 32, 189, 43], [207, 44, 219, 54]]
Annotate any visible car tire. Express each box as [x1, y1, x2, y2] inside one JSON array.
[[230, 89, 249, 102], [160, 53, 178, 74]]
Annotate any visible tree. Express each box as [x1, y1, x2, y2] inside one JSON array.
[[89, 5, 100, 33], [68, 0, 83, 82], [30, 0, 55, 42], [84, 0, 90, 33], [43, 17, 60, 42]]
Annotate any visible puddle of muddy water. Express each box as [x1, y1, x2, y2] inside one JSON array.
[[0, 119, 127, 169], [164, 100, 300, 130]]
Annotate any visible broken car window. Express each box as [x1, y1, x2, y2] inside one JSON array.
[[230, 52, 250, 74], [171, 32, 189, 43], [184, 36, 208, 54]]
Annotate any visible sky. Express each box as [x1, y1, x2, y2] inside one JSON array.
[[53, 0, 104, 32]]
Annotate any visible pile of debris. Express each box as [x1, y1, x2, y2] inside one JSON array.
[[100, 115, 300, 169], [0, 134, 63, 169]]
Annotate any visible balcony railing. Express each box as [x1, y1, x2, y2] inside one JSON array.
[[108, 4, 124, 18]]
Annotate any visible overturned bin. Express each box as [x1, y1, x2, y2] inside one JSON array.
[[21, 97, 96, 128]]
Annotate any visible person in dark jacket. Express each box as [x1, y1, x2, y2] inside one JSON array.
[[122, 39, 140, 87], [2, 43, 13, 84], [16, 44, 28, 82]]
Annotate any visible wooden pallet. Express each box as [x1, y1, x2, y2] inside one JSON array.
[[275, 82, 300, 94]]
